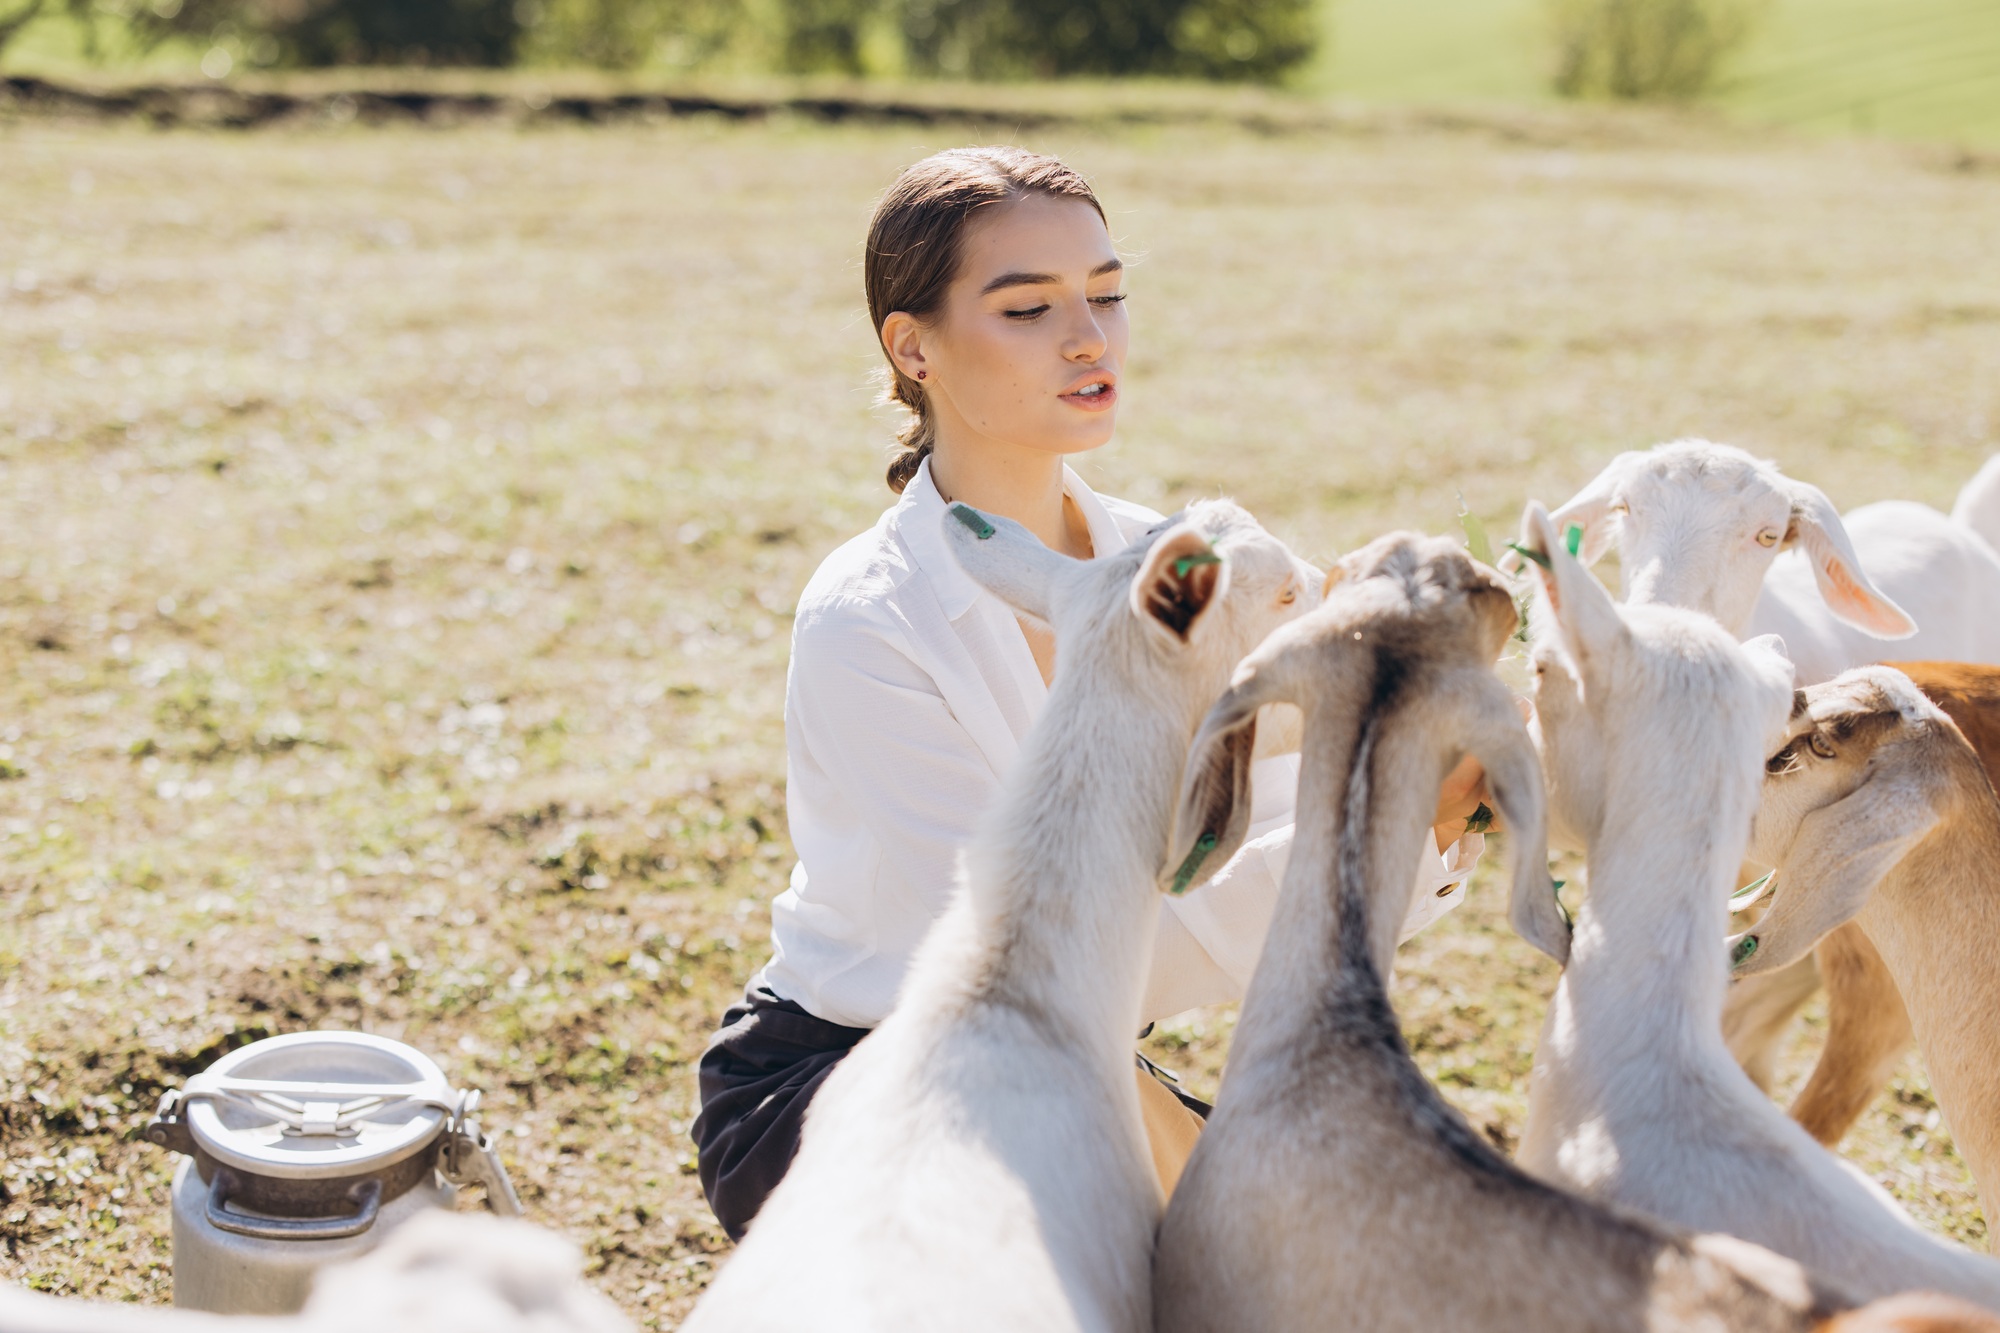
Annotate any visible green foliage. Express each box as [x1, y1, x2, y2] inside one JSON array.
[[1548, 0, 1762, 99], [514, 0, 744, 71], [100, 0, 522, 67], [880, 0, 1316, 79]]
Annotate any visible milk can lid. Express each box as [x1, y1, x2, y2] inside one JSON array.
[[181, 1031, 456, 1181]]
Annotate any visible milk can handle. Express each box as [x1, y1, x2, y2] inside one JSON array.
[[205, 1169, 383, 1240]]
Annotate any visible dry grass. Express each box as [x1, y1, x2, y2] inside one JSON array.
[[1, 106, 1996, 1327]]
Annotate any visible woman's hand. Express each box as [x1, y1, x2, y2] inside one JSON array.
[[1430, 697, 1533, 849], [1432, 754, 1491, 851]]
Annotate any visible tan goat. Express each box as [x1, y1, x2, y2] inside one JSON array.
[[1767, 661, 2000, 1152], [1155, 530, 1875, 1333], [1734, 664, 2000, 1222]]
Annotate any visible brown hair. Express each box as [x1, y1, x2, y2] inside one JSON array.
[[865, 146, 1107, 494]]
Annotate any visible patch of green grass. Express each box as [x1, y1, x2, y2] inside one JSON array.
[[3, 113, 1995, 1324], [1310, 0, 2000, 143]]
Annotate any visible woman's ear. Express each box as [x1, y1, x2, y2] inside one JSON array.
[[1165, 662, 1276, 894], [1780, 479, 1917, 640], [1132, 526, 1230, 643], [879, 310, 930, 383], [944, 504, 1076, 625]]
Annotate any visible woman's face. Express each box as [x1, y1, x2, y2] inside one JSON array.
[[885, 193, 1128, 458]]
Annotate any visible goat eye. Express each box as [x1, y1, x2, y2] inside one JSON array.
[[1609, 501, 1628, 514], [1808, 734, 1836, 760], [1278, 583, 1297, 606], [1756, 530, 1781, 548]]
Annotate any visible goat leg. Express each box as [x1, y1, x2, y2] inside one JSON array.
[[1790, 923, 1913, 1147]]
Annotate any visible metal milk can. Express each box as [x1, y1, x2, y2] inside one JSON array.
[[144, 1030, 523, 1314]]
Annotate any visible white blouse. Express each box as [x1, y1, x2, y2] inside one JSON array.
[[763, 458, 1483, 1031]]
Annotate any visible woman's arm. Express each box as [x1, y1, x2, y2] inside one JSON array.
[[787, 612, 999, 922]]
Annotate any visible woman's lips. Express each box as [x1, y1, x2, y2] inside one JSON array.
[[1060, 382, 1118, 412]]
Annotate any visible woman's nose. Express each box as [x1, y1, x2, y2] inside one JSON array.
[[1063, 300, 1109, 361]]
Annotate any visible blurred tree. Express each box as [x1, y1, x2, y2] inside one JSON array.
[[776, 0, 874, 73], [899, 0, 1316, 79], [1549, 0, 1762, 99], [117, 0, 522, 66], [515, 0, 744, 70], [0, 0, 47, 57]]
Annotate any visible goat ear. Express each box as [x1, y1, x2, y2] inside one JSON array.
[[943, 504, 1074, 625], [1132, 525, 1230, 643], [1520, 500, 1624, 682], [1781, 481, 1916, 640], [1165, 664, 1275, 894], [1729, 773, 1939, 976], [1460, 680, 1567, 965], [1543, 452, 1638, 567]]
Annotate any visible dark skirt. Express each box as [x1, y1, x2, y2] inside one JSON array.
[[690, 973, 871, 1241], [690, 972, 1211, 1240]]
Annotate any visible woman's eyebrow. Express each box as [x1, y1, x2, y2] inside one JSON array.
[[979, 258, 1124, 296]]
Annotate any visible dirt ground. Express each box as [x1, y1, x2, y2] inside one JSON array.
[[2, 105, 1995, 1326]]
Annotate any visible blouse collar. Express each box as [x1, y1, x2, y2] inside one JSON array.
[[898, 454, 1130, 620]]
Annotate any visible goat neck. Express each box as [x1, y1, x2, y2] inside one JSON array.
[[963, 629, 1224, 1065]]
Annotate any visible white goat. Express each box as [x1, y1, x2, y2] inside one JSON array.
[[1536, 440, 2000, 1118], [1514, 503, 2000, 1311], [1734, 665, 2000, 1222], [0, 1212, 631, 1333], [681, 501, 1317, 1333], [1541, 440, 2000, 683], [1952, 455, 2000, 557], [1152, 531, 1862, 1333]]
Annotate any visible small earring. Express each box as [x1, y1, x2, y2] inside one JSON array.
[[916, 370, 927, 380]]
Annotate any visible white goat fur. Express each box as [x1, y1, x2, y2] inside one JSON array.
[[1544, 440, 2000, 687], [681, 501, 1317, 1333], [1737, 666, 2000, 1220], [1515, 503, 2000, 1310], [1952, 455, 2000, 557], [1152, 532, 1853, 1333], [0, 1212, 631, 1333]]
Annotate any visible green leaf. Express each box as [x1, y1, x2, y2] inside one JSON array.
[[1457, 493, 1495, 567]]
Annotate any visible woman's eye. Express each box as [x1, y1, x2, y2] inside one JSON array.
[[1004, 305, 1051, 320], [1091, 293, 1127, 307], [1808, 734, 1837, 760]]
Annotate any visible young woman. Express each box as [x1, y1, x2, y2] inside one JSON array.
[[690, 146, 1489, 1240]]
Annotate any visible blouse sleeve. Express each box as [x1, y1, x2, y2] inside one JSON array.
[[787, 609, 998, 921]]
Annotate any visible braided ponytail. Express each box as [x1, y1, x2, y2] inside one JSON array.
[[864, 147, 1105, 494]]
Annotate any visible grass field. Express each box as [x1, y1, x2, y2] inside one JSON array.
[[2, 107, 1998, 1327], [1318, 0, 2000, 144]]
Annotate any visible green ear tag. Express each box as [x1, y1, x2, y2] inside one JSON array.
[[1505, 541, 1552, 571], [1732, 935, 1760, 968], [951, 504, 996, 540], [1552, 877, 1572, 928], [1172, 552, 1223, 579], [1464, 803, 1495, 835], [1170, 831, 1219, 896], [1564, 524, 1583, 557]]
